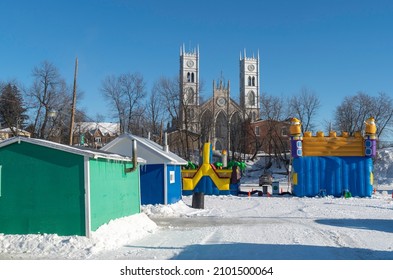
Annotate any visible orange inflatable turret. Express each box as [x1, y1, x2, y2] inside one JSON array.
[[289, 118, 302, 137], [365, 117, 377, 137]]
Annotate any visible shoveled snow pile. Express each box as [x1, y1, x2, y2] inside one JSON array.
[[143, 200, 206, 217], [0, 213, 157, 259]]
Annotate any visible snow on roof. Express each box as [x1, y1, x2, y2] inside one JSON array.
[[0, 127, 31, 134], [0, 136, 137, 162], [75, 122, 120, 136], [101, 133, 188, 165]]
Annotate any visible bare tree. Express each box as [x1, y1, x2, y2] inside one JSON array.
[[147, 82, 165, 142], [258, 93, 290, 169], [153, 75, 203, 160], [101, 75, 125, 133], [335, 91, 393, 138], [101, 72, 146, 135], [27, 61, 71, 140], [289, 87, 321, 133], [120, 73, 146, 133], [155, 76, 181, 127], [93, 113, 106, 123], [154, 76, 189, 157], [371, 92, 393, 138], [261, 93, 288, 121], [128, 106, 147, 136], [335, 92, 372, 135]]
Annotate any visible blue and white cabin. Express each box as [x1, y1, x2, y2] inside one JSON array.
[[101, 134, 188, 205]]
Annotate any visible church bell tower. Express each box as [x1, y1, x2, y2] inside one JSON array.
[[240, 49, 260, 121], [180, 44, 200, 132]]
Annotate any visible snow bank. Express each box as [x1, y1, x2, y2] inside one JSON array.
[[0, 213, 157, 259], [91, 213, 157, 253], [142, 200, 206, 217]]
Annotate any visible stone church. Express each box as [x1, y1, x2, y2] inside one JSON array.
[[176, 44, 261, 153]]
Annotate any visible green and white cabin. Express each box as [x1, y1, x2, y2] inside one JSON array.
[[0, 137, 143, 237]]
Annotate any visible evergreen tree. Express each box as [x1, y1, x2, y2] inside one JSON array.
[[0, 83, 28, 136]]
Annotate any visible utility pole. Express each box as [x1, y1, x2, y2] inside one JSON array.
[[69, 57, 78, 145]]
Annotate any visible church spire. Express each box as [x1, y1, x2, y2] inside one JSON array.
[[239, 47, 260, 121]]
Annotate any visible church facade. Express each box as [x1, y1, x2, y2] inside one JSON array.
[[178, 45, 261, 152]]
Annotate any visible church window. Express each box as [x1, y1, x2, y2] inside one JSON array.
[[255, 126, 260, 136], [252, 76, 255, 86], [201, 110, 213, 144], [187, 72, 191, 82], [191, 72, 195, 83], [248, 91, 255, 106], [215, 112, 228, 142], [185, 87, 194, 104], [187, 108, 195, 120], [248, 76, 252, 86]]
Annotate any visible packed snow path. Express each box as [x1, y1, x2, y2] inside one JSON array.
[[94, 195, 393, 260], [1, 194, 392, 260]]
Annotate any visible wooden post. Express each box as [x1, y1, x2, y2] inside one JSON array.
[[69, 57, 78, 145]]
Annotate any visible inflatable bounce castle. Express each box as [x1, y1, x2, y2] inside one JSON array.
[[181, 142, 241, 195], [290, 117, 377, 197]]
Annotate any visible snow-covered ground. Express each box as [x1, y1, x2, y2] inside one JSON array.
[[1, 149, 393, 261]]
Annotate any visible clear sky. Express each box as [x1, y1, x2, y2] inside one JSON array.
[[1, 0, 392, 131]]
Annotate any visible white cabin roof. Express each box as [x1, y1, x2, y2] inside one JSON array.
[[101, 134, 187, 165], [0, 137, 146, 163]]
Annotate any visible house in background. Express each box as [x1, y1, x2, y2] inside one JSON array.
[[72, 122, 120, 148], [246, 119, 291, 155], [0, 137, 142, 237], [102, 133, 188, 205], [0, 127, 31, 141]]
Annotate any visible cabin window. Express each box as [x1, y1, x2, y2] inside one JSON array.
[[169, 171, 175, 184]]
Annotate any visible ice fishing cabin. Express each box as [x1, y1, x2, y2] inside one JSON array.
[[101, 134, 188, 205], [0, 137, 143, 237]]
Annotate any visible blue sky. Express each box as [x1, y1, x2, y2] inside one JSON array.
[[1, 0, 392, 131]]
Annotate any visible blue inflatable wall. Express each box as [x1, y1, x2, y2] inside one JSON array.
[[292, 156, 373, 197]]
